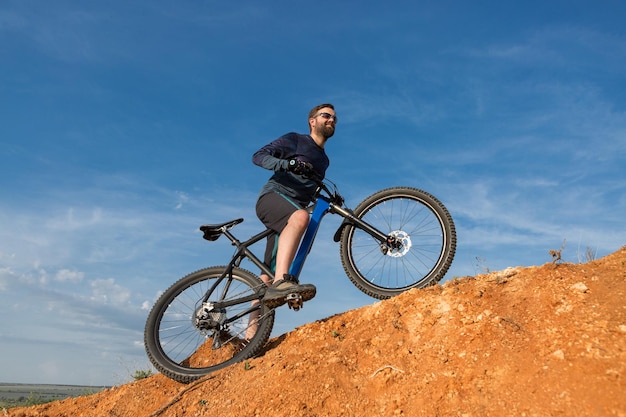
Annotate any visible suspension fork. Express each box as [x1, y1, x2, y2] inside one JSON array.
[[330, 204, 391, 244]]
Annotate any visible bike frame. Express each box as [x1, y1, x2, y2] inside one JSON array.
[[202, 185, 393, 307]]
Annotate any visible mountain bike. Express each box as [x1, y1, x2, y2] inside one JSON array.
[[144, 179, 456, 383]]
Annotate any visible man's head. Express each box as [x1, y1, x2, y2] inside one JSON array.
[[308, 103, 336, 141]]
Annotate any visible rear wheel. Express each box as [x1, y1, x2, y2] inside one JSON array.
[[144, 266, 274, 383], [340, 187, 456, 299]]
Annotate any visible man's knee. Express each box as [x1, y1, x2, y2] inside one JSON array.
[[288, 209, 310, 230]]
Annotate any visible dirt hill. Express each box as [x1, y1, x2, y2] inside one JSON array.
[[6, 247, 626, 417]]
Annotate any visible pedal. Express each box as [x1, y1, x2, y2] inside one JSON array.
[[285, 293, 303, 311]]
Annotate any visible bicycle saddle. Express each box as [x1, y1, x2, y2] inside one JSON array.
[[199, 218, 244, 241]]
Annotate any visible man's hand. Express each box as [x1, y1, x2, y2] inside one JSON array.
[[288, 159, 314, 177]]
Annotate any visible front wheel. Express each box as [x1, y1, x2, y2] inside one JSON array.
[[144, 266, 274, 383], [340, 187, 456, 299]]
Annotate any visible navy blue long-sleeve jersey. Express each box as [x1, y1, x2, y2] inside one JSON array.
[[253, 132, 330, 207]]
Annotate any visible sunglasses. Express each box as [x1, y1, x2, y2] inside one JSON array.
[[315, 112, 338, 123]]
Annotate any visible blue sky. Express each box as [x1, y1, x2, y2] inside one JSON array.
[[1, 1, 625, 386]]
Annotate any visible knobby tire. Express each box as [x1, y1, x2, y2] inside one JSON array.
[[340, 187, 456, 299], [144, 266, 274, 383]]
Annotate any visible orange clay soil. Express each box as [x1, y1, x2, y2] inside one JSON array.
[[7, 247, 626, 417]]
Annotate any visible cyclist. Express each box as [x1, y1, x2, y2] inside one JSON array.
[[252, 104, 337, 309]]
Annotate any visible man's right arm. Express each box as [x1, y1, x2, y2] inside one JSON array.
[[252, 134, 297, 172]]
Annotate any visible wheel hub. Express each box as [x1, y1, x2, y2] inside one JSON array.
[[386, 230, 411, 257], [194, 303, 226, 331]]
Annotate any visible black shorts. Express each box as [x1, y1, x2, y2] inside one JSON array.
[[255, 192, 304, 271]]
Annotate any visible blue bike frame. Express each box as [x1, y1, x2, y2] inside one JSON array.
[[288, 196, 332, 278]]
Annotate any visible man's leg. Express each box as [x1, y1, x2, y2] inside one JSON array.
[[245, 273, 271, 340], [272, 209, 309, 283], [263, 209, 317, 308], [254, 193, 316, 308]]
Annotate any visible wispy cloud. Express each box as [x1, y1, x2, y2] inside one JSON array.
[[55, 268, 84, 283]]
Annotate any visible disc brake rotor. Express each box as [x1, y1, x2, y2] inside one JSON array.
[[387, 230, 411, 258]]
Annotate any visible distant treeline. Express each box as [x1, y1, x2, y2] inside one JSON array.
[[0, 383, 109, 408]]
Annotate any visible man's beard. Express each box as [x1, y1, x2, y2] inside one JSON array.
[[317, 124, 335, 140]]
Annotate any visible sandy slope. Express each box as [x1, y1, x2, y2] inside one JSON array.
[[6, 247, 626, 417]]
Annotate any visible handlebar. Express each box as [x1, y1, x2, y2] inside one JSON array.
[[312, 177, 344, 207]]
